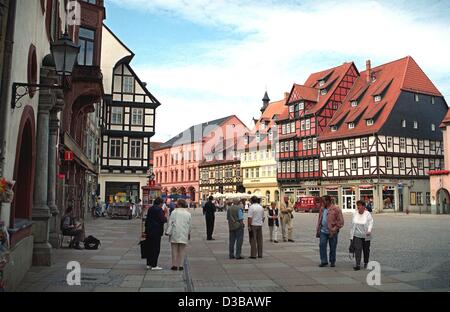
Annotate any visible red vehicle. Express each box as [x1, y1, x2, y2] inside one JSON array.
[[294, 196, 321, 213]]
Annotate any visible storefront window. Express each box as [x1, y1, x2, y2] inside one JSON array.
[[383, 187, 395, 209]]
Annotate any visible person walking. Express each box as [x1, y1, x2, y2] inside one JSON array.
[[203, 196, 216, 240], [227, 198, 245, 259], [316, 195, 344, 268], [267, 202, 279, 243], [167, 199, 192, 271], [350, 200, 374, 270], [280, 196, 295, 242], [248, 196, 264, 259], [144, 197, 168, 270]]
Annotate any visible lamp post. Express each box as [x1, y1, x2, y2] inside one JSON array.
[[11, 32, 80, 109]]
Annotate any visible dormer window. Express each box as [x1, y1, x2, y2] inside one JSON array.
[[431, 96, 435, 104], [367, 119, 374, 126], [331, 126, 338, 132], [351, 101, 358, 107], [319, 80, 325, 87], [374, 95, 382, 102], [268, 129, 273, 141], [260, 122, 266, 130], [415, 94, 419, 102], [320, 89, 327, 96], [256, 131, 261, 143], [289, 105, 294, 113], [348, 123, 355, 129], [298, 102, 304, 110]]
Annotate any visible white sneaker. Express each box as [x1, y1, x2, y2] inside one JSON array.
[[151, 266, 163, 271]]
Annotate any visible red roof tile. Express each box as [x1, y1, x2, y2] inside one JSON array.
[[319, 56, 444, 141]]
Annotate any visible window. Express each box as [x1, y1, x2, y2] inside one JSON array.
[[289, 105, 294, 113], [414, 121, 418, 129], [418, 158, 424, 169], [430, 141, 436, 151], [313, 138, 317, 149], [315, 159, 319, 171], [123, 76, 134, 93], [399, 157, 405, 169], [309, 160, 314, 172], [386, 157, 392, 169], [291, 161, 296, 173], [363, 157, 370, 169], [290, 141, 294, 152], [349, 139, 355, 151], [320, 89, 327, 96], [277, 163, 281, 174], [426, 192, 431, 205], [374, 95, 381, 102], [302, 139, 307, 150], [308, 139, 313, 150], [281, 162, 286, 173], [400, 138, 406, 150], [130, 140, 142, 159], [305, 119, 311, 130], [280, 142, 285, 153], [256, 131, 261, 143], [327, 160, 333, 172], [367, 119, 374, 126], [131, 108, 143, 125], [78, 27, 95, 66], [339, 159, 345, 171], [286, 123, 291, 134], [351, 101, 358, 107], [351, 158, 357, 170], [417, 192, 423, 205], [430, 159, 435, 170], [111, 107, 123, 124], [326, 143, 331, 154], [299, 102, 305, 110], [282, 124, 286, 135], [299, 161, 303, 173], [415, 94, 419, 102], [387, 137, 393, 149], [361, 138, 368, 149], [268, 129, 273, 141], [337, 141, 343, 153], [319, 80, 325, 87], [431, 96, 435, 104], [401, 120, 407, 128], [110, 139, 122, 158], [431, 124, 436, 132], [291, 122, 296, 133], [331, 126, 337, 132], [419, 140, 424, 149], [348, 123, 355, 129], [260, 123, 266, 130]]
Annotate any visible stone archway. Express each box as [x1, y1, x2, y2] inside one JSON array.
[[188, 186, 196, 202], [436, 188, 450, 214], [11, 106, 36, 228]]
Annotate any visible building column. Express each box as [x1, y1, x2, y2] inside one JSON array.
[[32, 89, 55, 266], [48, 96, 64, 248]]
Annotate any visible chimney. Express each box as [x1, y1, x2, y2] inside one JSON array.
[[284, 92, 290, 99], [366, 60, 372, 83]]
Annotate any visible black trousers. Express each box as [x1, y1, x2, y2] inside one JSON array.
[[353, 237, 371, 266], [205, 215, 215, 239], [146, 236, 162, 267]]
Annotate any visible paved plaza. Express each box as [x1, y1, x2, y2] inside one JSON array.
[[16, 209, 450, 292]]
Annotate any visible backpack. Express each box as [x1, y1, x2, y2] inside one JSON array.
[[84, 235, 101, 250]]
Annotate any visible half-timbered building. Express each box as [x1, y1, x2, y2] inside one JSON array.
[[98, 25, 161, 204], [276, 62, 359, 201], [319, 57, 447, 213]]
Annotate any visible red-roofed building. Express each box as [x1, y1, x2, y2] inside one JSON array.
[[276, 62, 359, 200], [318, 56, 448, 213]]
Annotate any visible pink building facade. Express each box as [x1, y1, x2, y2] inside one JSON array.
[[430, 110, 450, 214], [153, 115, 248, 205]]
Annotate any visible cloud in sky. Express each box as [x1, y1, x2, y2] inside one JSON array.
[[108, 0, 450, 142]]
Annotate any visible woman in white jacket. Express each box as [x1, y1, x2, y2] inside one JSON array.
[[350, 200, 374, 271], [166, 199, 192, 271]]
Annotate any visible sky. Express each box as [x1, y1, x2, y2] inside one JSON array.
[[105, 0, 450, 143]]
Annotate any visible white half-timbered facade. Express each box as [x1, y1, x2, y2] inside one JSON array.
[[98, 25, 161, 203], [317, 57, 447, 213]]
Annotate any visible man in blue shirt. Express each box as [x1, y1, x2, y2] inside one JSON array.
[[227, 198, 245, 259]]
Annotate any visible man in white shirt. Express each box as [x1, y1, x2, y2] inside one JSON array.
[[248, 196, 265, 259]]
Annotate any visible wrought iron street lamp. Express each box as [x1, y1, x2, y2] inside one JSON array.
[[11, 32, 80, 109]]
